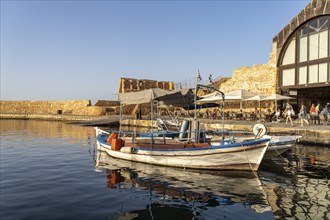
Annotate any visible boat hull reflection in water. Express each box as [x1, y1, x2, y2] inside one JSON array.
[[95, 150, 274, 219]]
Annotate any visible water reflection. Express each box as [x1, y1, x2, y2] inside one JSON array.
[[1, 120, 328, 219], [260, 145, 330, 220], [94, 150, 274, 219], [0, 119, 95, 143]]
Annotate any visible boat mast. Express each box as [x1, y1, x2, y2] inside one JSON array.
[[193, 70, 202, 143], [119, 101, 122, 137], [150, 98, 154, 146], [195, 84, 226, 143]]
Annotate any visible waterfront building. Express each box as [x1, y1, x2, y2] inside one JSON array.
[[275, 1, 330, 110], [219, 0, 330, 111]]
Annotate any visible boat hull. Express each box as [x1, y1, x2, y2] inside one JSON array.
[[263, 135, 298, 159], [95, 128, 269, 171], [223, 135, 299, 160]]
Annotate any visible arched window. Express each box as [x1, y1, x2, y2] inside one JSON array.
[[279, 15, 330, 87]]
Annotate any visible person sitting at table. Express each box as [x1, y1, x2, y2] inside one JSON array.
[[264, 108, 271, 114], [263, 108, 271, 122], [273, 108, 281, 122], [236, 109, 243, 120], [254, 107, 259, 114]]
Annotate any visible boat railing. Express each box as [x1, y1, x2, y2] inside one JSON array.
[[105, 129, 208, 145]]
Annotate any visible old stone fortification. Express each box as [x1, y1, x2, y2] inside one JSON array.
[[216, 42, 279, 111], [220, 43, 278, 94], [0, 78, 175, 117], [118, 77, 174, 93], [0, 100, 106, 116], [118, 77, 175, 115]]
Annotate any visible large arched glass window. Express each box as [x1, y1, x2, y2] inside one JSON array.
[[279, 15, 330, 87]]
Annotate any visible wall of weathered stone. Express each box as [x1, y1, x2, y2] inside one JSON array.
[[220, 42, 277, 94], [217, 42, 279, 111], [94, 100, 120, 106], [118, 77, 174, 93], [117, 77, 175, 115], [0, 100, 105, 116]]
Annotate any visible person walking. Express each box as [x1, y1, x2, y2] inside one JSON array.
[[285, 102, 294, 126], [315, 103, 321, 124], [310, 104, 317, 124], [320, 104, 329, 125], [299, 104, 309, 126]]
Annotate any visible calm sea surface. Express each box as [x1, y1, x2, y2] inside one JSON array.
[[0, 120, 329, 220]]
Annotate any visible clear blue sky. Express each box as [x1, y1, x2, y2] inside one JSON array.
[[1, 0, 310, 101]]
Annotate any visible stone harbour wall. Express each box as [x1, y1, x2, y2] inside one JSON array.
[[0, 100, 105, 116]]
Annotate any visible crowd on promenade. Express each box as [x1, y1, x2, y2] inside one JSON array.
[[157, 102, 330, 127], [284, 103, 329, 126]]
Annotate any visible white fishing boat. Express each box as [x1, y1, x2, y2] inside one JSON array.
[[95, 85, 270, 172], [95, 127, 269, 171]]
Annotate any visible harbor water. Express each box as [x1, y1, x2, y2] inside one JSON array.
[[0, 120, 329, 220]]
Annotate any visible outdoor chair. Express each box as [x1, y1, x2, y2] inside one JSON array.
[[230, 112, 237, 120], [257, 114, 267, 122], [235, 112, 243, 120], [250, 113, 257, 121]]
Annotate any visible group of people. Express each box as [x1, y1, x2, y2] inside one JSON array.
[[264, 102, 329, 126], [251, 107, 280, 122], [165, 103, 330, 126], [297, 103, 329, 126]]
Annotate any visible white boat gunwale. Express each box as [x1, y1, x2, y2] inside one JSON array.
[[96, 130, 270, 152]]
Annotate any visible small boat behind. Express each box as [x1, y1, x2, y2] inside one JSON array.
[[207, 123, 301, 160], [263, 135, 300, 159]]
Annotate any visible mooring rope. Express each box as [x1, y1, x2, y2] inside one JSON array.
[[241, 142, 259, 179]]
